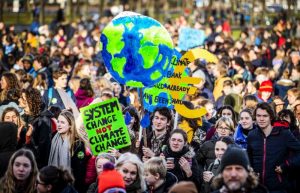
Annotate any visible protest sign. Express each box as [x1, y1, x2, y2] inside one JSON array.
[[178, 27, 205, 51], [80, 98, 131, 155]]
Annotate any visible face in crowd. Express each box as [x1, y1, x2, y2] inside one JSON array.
[[222, 165, 248, 192], [169, 132, 186, 152], [255, 108, 272, 130], [239, 111, 253, 130], [152, 111, 169, 132], [118, 162, 138, 186]]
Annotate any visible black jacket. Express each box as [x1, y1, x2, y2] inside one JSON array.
[[211, 184, 268, 193], [71, 140, 88, 193], [26, 109, 53, 169], [247, 124, 300, 192], [196, 134, 219, 169], [0, 122, 17, 178], [145, 172, 177, 193]]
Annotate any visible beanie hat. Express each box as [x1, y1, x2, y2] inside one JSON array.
[[98, 162, 126, 193], [168, 181, 198, 193], [259, 80, 273, 92], [220, 147, 250, 172]]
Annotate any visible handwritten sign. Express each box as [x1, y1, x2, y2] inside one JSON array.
[[178, 27, 205, 51], [80, 98, 131, 155]]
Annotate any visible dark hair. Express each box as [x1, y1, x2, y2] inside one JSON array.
[[239, 108, 254, 120], [254, 102, 275, 123], [79, 78, 94, 97], [217, 136, 235, 146], [152, 107, 172, 122], [278, 109, 297, 131], [39, 166, 74, 193], [217, 105, 237, 126], [34, 55, 49, 68], [52, 69, 68, 80], [21, 88, 43, 116], [123, 105, 140, 132], [170, 129, 188, 144]]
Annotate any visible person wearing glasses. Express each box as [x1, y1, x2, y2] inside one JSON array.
[[0, 148, 38, 193], [197, 117, 235, 170], [36, 165, 77, 193]]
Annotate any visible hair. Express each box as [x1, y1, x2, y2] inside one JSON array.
[[217, 105, 237, 127], [69, 76, 81, 93], [242, 95, 258, 111], [144, 157, 167, 179], [101, 88, 114, 99], [169, 129, 188, 144], [79, 78, 94, 97], [216, 63, 228, 77], [239, 108, 254, 120], [223, 79, 233, 87], [58, 110, 79, 156], [33, 72, 48, 91], [21, 88, 43, 117], [38, 166, 74, 193], [52, 69, 68, 80], [152, 107, 172, 123], [254, 102, 275, 123], [20, 74, 34, 89], [0, 72, 21, 102], [212, 166, 259, 190], [1, 107, 22, 127], [278, 109, 297, 131], [123, 105, 140, 132], [95, 153, 116, 165], [287, 88, 300, 98], [215, 117, 235, 133], [116, 152, 146, 192], [34, 55, 49, 68], [73, 61, 91, 78], [217, 136, 235, 146], [0, 149, 38, 193]]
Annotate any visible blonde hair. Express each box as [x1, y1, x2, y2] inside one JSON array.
[[215, 117, 235, 133], [144, 157, 167, 179], [116, 153, 146, 192], [59, 110, 79, 156]]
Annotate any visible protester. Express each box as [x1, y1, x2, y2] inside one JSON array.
[[48, 109, 87, 193], [36, 165, 77, 193], [144, 157, 177, 193], [18, 87, 53, 169], [162, 129, 202, 191], [202, 136, 234, 193], [116, 152, 147, 193], [247, 102, 300, 193], [211, 147, 268, 193], [0, 148, 38, 193]]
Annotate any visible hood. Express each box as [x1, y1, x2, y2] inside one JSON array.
[[0, 122, 17, 153]]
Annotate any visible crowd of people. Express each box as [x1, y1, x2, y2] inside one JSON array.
[[0, 7, 300, 193]]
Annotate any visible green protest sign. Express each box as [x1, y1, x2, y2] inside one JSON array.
[[80, 98, 131, 155]]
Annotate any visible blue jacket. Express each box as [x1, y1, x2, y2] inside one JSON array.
[[247, 123, 300, 192], [234, 124, 257, 150]]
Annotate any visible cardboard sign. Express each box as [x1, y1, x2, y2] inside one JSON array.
[[178, 27, 205, 51], [80, 98, 131, 155]]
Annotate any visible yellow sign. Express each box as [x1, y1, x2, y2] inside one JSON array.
[[169, 48, 218, 118]]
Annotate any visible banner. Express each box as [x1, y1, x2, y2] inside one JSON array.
[[178, 27, 205, 51], [80, 98, 131, 155]]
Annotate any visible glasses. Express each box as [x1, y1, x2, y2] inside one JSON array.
[[217, 127, 231, 131]]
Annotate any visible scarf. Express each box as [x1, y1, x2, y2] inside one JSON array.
[[126, 178, 142, 193], [48, 133, 71, 168]]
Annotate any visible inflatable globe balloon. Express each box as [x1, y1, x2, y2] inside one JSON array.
[[100, 11, 174, 87]]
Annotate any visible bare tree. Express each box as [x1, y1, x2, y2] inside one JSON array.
[[39, 0, 45, 24]]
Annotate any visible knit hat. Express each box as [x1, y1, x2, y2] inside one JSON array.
[[259, 80, 273, 92], [220, 147, 250, 172], [98, 162, 126, 193], [168, 181, 198, 193]]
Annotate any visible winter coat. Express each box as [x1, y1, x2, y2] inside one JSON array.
[[75, 88, 94, 109], [25, 109, 53, 169], [71, 140, 88, 193], [162, 145, 202, 192], [234, 124, 257, 150], [211, 184, 268, 193], [0, 122, 17, 178], [145, 172, 177, 193], [247, 123, 300, 192], [202, 159, 221, 193], [197, 134, 219, 169]]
